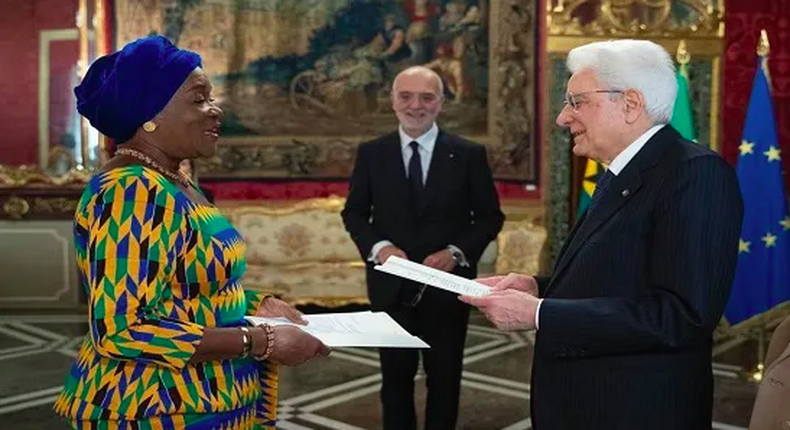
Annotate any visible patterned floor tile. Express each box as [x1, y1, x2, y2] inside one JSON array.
[[0, 313, 759, 430]]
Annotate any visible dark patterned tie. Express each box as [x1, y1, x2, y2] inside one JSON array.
[[408, 141, 423, 199], [587, 170, 615, 214]]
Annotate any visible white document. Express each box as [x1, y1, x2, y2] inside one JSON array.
[[374, 256, 491, 297], [245, 311, 429, 348]]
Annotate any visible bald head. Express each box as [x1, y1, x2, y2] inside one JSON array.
[[391, 66, 445, 138], [392, 66, 444, 96]]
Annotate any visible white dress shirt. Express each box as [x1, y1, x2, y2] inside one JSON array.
[[534, 124, 665, 329], [399, 122, 439, 185]]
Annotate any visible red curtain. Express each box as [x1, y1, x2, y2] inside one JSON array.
[[723, 0, 790, 191]]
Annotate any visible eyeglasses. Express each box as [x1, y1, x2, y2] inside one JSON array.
[[563, 90, 623, 112]]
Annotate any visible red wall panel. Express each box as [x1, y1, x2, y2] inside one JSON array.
[[0, 0, 78, 166]]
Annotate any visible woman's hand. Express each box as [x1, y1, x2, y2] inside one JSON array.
[[253, 325, 330, 366], [255, 297, 306, 324]]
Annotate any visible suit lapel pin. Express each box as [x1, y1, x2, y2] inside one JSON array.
[[622, 189, 630, 197], [449, 153, 455, 159]]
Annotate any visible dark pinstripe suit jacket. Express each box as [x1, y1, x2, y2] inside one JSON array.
[[531, 126, 744, 430]]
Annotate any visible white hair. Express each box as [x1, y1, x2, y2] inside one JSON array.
[[566, 39, 677, 124]]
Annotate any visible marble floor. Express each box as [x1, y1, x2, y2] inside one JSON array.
[[0, 310, 759, 429]]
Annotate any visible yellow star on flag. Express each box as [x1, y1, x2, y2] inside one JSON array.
[[762, 232, 778, 248], [739, 140, 755, 156], [764, 146, 782, 162], [781, 216, 790, 231], [738, 239, 751, 253]]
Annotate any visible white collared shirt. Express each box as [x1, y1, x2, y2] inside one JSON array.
[[607, 124, 665, 176], [399, 122, 439, 185], [534, 123, 666, 330]]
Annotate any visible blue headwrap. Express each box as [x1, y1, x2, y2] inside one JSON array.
[[75, 35, 202, 143]]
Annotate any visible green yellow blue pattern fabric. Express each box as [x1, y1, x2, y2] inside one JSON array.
[[576, 159, 606, 219], [54, 165, 277, 428], [69, 402, 261, 429]]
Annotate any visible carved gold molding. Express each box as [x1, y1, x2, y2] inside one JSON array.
[[31, 197, 80, 216], [546, 36, 722, 56], [2, 197, 30, 220], [547, 0, 724, 39], [0, 195, 81, 220], [0, 165, 91, 188], [222, 195, 348, 217], [289, 296, 370, 308]]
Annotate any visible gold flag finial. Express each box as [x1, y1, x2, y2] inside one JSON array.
[[676, 40, 690, 65], [758, 29, 770, 57]]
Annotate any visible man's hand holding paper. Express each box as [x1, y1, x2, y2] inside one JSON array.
[[459, 273, 540, 331], [459, 288, 539, 331], [477, 273, 539, 296]]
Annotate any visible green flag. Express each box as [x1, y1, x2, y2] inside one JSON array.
[[670, 63, 697, 142]]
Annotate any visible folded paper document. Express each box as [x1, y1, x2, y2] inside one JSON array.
[[374, 256, 491, 297], [246, 311, 429, 348]]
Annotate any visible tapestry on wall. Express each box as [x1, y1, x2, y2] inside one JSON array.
[[115, 0, 538, 182]]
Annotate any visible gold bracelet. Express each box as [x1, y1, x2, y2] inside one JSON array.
[[238, 326, 252, 359], [253, 324, 275, 361]]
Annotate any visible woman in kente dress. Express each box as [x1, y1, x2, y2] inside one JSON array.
[[54, 35, 330, 430]]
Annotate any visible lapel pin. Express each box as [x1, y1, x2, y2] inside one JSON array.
[[622, 189, 630, 197], [449, 153, 455, 159]]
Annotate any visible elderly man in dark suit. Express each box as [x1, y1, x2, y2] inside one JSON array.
[[342, 66, 504, 430], [462, 39, 743, 430]]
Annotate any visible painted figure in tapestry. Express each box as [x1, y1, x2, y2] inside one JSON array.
[[115, 0, 489, 137]]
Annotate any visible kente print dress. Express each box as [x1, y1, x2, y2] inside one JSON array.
[[54, 166, 278, 429]]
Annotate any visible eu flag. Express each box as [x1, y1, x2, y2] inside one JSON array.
[[724, 56, 790, 328]]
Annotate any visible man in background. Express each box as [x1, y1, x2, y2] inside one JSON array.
[[342, 66, 503, 430]]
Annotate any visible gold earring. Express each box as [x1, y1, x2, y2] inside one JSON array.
[[142, 121, 157, 132]]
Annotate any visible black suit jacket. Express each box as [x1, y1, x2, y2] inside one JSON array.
[[531, 126, 744, 430], [342, 130, 504, 310]]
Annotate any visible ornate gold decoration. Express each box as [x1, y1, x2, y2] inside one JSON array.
[[758, 29, 772, 90], [676, 39, 690, 64], [47, 146, 78, 171], [758, 29, 770, 57], [31, 197, 79, 215], [142, 121, 157, 132], [275, 223, 312, 258], [222, 195, 347, 217], [547, 0, 723, 38], [495, 219, 548, 276], [0, 165, 91, 188], [2, 197, 30, 219], [289, 296, 370, 308]]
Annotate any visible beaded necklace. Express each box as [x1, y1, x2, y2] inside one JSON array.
[[115, 147, 190, 187]]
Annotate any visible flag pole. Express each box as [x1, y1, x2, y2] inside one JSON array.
[[751, 326, 766, 382], [750, 30, 771, 383]]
